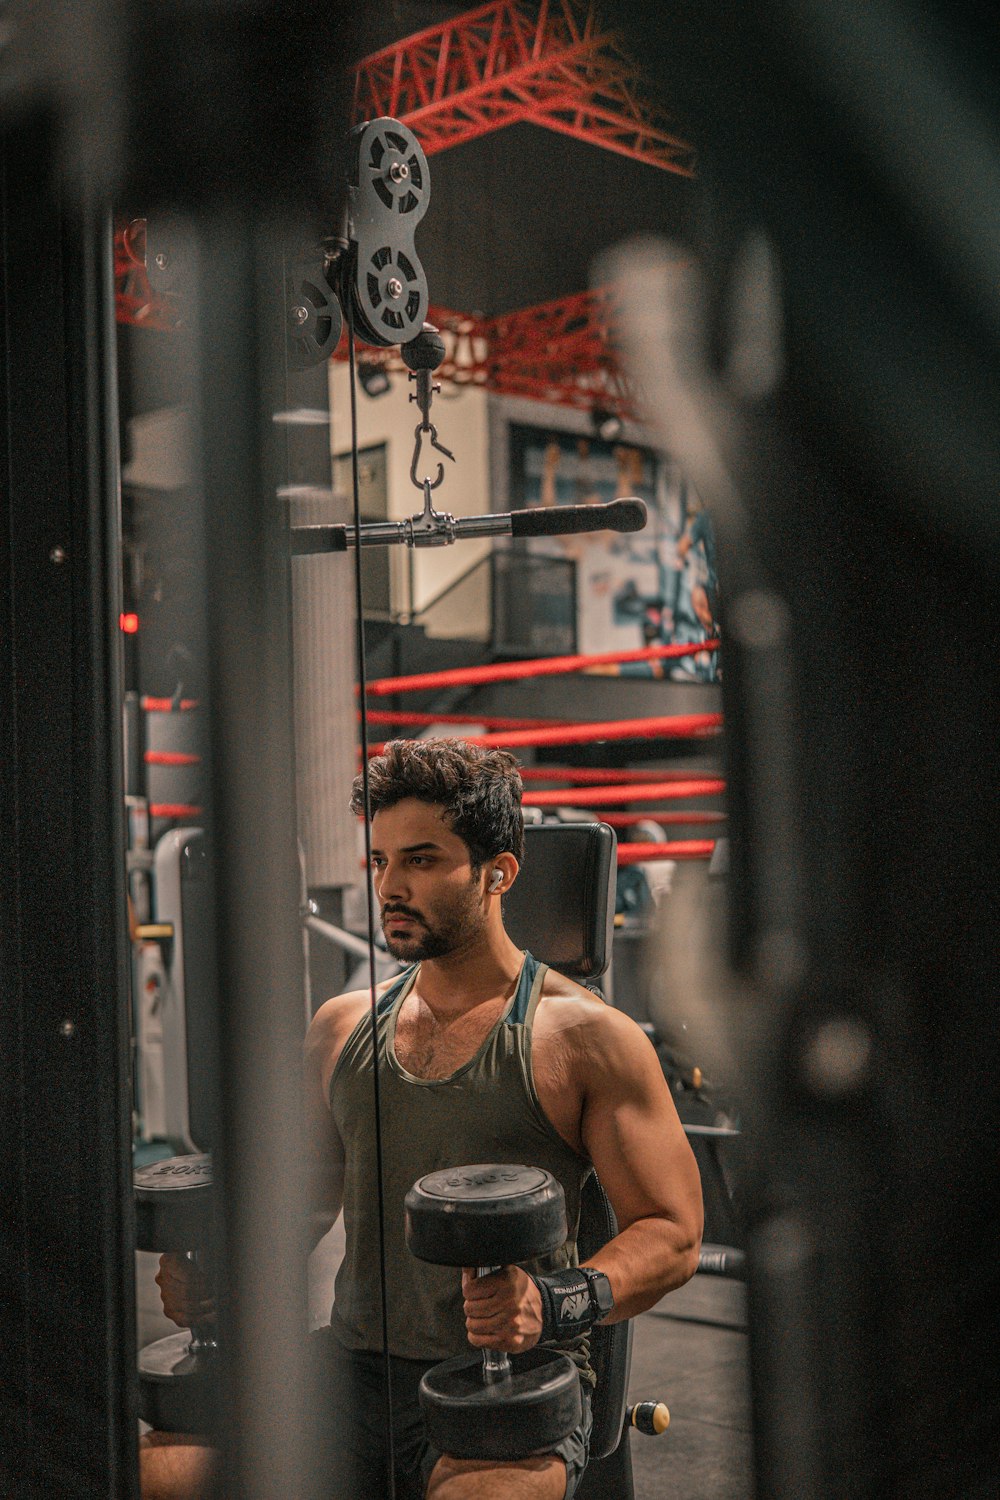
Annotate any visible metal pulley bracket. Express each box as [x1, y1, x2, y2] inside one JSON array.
[[345, 117, 430, 348]]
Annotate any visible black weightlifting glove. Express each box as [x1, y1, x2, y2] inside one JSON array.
[[529, 1266, 615, 1344]]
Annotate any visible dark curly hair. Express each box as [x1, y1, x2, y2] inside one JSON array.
[[351, 739, 524, 869]]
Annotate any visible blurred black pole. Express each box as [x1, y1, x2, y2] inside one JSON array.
[[116, 7, 361, 1496], [614, 4, 1000, 1498], [187, 208, 313, 1500], [2, 1, 364, 1493], [0, 113, 139, 1495]]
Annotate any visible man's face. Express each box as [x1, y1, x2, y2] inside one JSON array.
[[370, 798, 487, 961]]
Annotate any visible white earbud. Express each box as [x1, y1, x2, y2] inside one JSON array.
[[488, 868, 503, 893]]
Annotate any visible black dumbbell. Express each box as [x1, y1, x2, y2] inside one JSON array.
[[405, 1164, 583, 1462], [134, 1153, 217, 1432]]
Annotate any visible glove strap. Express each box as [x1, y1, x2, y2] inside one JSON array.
[[530, 1267, 613, 1343]]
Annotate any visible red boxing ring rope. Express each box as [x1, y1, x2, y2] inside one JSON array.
[[595, 811, 726, 827], [141, 696, 200, 712], [369, 713, 722, 756], [517, 766, 723, 785], [616, 840, 715, 865], [364, 709, 572, 731], [365, 638, 721, 697], [524, 779, 725, 807]]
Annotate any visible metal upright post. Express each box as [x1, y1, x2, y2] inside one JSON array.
[[0, 118, 139, 1497]]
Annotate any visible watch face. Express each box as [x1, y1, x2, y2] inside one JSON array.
[[585, 1268, 614, 1315]]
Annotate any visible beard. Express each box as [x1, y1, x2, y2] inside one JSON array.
[[380, 882, 484, 961]]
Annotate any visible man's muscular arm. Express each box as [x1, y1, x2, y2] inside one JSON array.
[[463, 1004, 702, 1351], [302, 992, 366, 1246], [575, 1004, 703, 1320]]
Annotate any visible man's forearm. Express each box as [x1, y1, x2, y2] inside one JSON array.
[[584, 1213, 701, 1323]]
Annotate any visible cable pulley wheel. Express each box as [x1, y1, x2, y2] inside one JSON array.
[[347, 117, 429, 348], [285, 262, 344, 370], [359, 121, 428, 219]]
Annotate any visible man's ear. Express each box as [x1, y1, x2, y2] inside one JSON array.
[[486, 851, 519, 897]]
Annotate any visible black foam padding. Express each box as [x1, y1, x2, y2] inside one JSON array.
[[289, 525, 349, 554], [405, 1164, 566, 1266], [510, 498, 646, 538], [503, 822, 616, 981]]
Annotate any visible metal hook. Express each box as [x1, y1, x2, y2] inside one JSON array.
[[409, 421, 454, 492]]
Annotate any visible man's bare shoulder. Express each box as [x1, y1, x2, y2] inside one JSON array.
[[307, 978, 401, 1044], [304, 978, 399, 1096], [535, 968, 655, 1065], [536, 967, 613, 1036]]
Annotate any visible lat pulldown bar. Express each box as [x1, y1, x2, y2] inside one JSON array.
[[288, 495, 648, 554]]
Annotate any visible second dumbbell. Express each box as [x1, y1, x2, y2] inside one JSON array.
[[135, 1153, 217, 1433]]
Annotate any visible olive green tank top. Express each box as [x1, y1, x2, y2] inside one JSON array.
[[328, 951, 595, 1381]]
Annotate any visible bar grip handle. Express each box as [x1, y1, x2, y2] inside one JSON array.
[[288, 525, 349, 555], [510, 498, 647, 538], [697, 1244, 746, 1280]]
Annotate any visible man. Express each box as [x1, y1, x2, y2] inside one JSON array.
[[143, 739, 703, 1500]]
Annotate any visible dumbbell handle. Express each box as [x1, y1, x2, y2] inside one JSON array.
[[476, 1264, 512, 1383], [183, 1250, 219, 1357]]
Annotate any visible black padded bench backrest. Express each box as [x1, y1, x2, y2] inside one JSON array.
[[502, 822, 616, 982], [578, 1171, 633, 1461], [504, 819, 632, 1475]]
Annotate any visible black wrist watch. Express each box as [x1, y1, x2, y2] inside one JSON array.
[[580, 1266, 615, 1321]]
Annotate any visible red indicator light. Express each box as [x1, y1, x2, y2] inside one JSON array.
[[120, 612, 139, 634]]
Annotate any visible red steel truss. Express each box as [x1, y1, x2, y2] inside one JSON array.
[[114, 3, 691, 413], [115, 220, 178, 333], [113, 228, 637, 417], [372, 289, 637, 416], [353, 0, 694, 175]]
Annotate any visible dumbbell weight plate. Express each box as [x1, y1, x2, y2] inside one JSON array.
[[134, 1153, 213, 1253], [138, 1330, 217, 1433], [419, 1347, 582, 1462], [405, 1165, 567, 1267]]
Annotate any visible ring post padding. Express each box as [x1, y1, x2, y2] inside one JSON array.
[[404, 1164, 567, 1267]]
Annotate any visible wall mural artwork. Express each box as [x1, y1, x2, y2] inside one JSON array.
[[508, 424, 720, 682]]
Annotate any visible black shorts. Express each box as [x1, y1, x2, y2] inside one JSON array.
[[308, 1326, 592, 1499]]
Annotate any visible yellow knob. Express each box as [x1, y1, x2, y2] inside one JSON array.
[[630, 1400, 671, 1435]]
